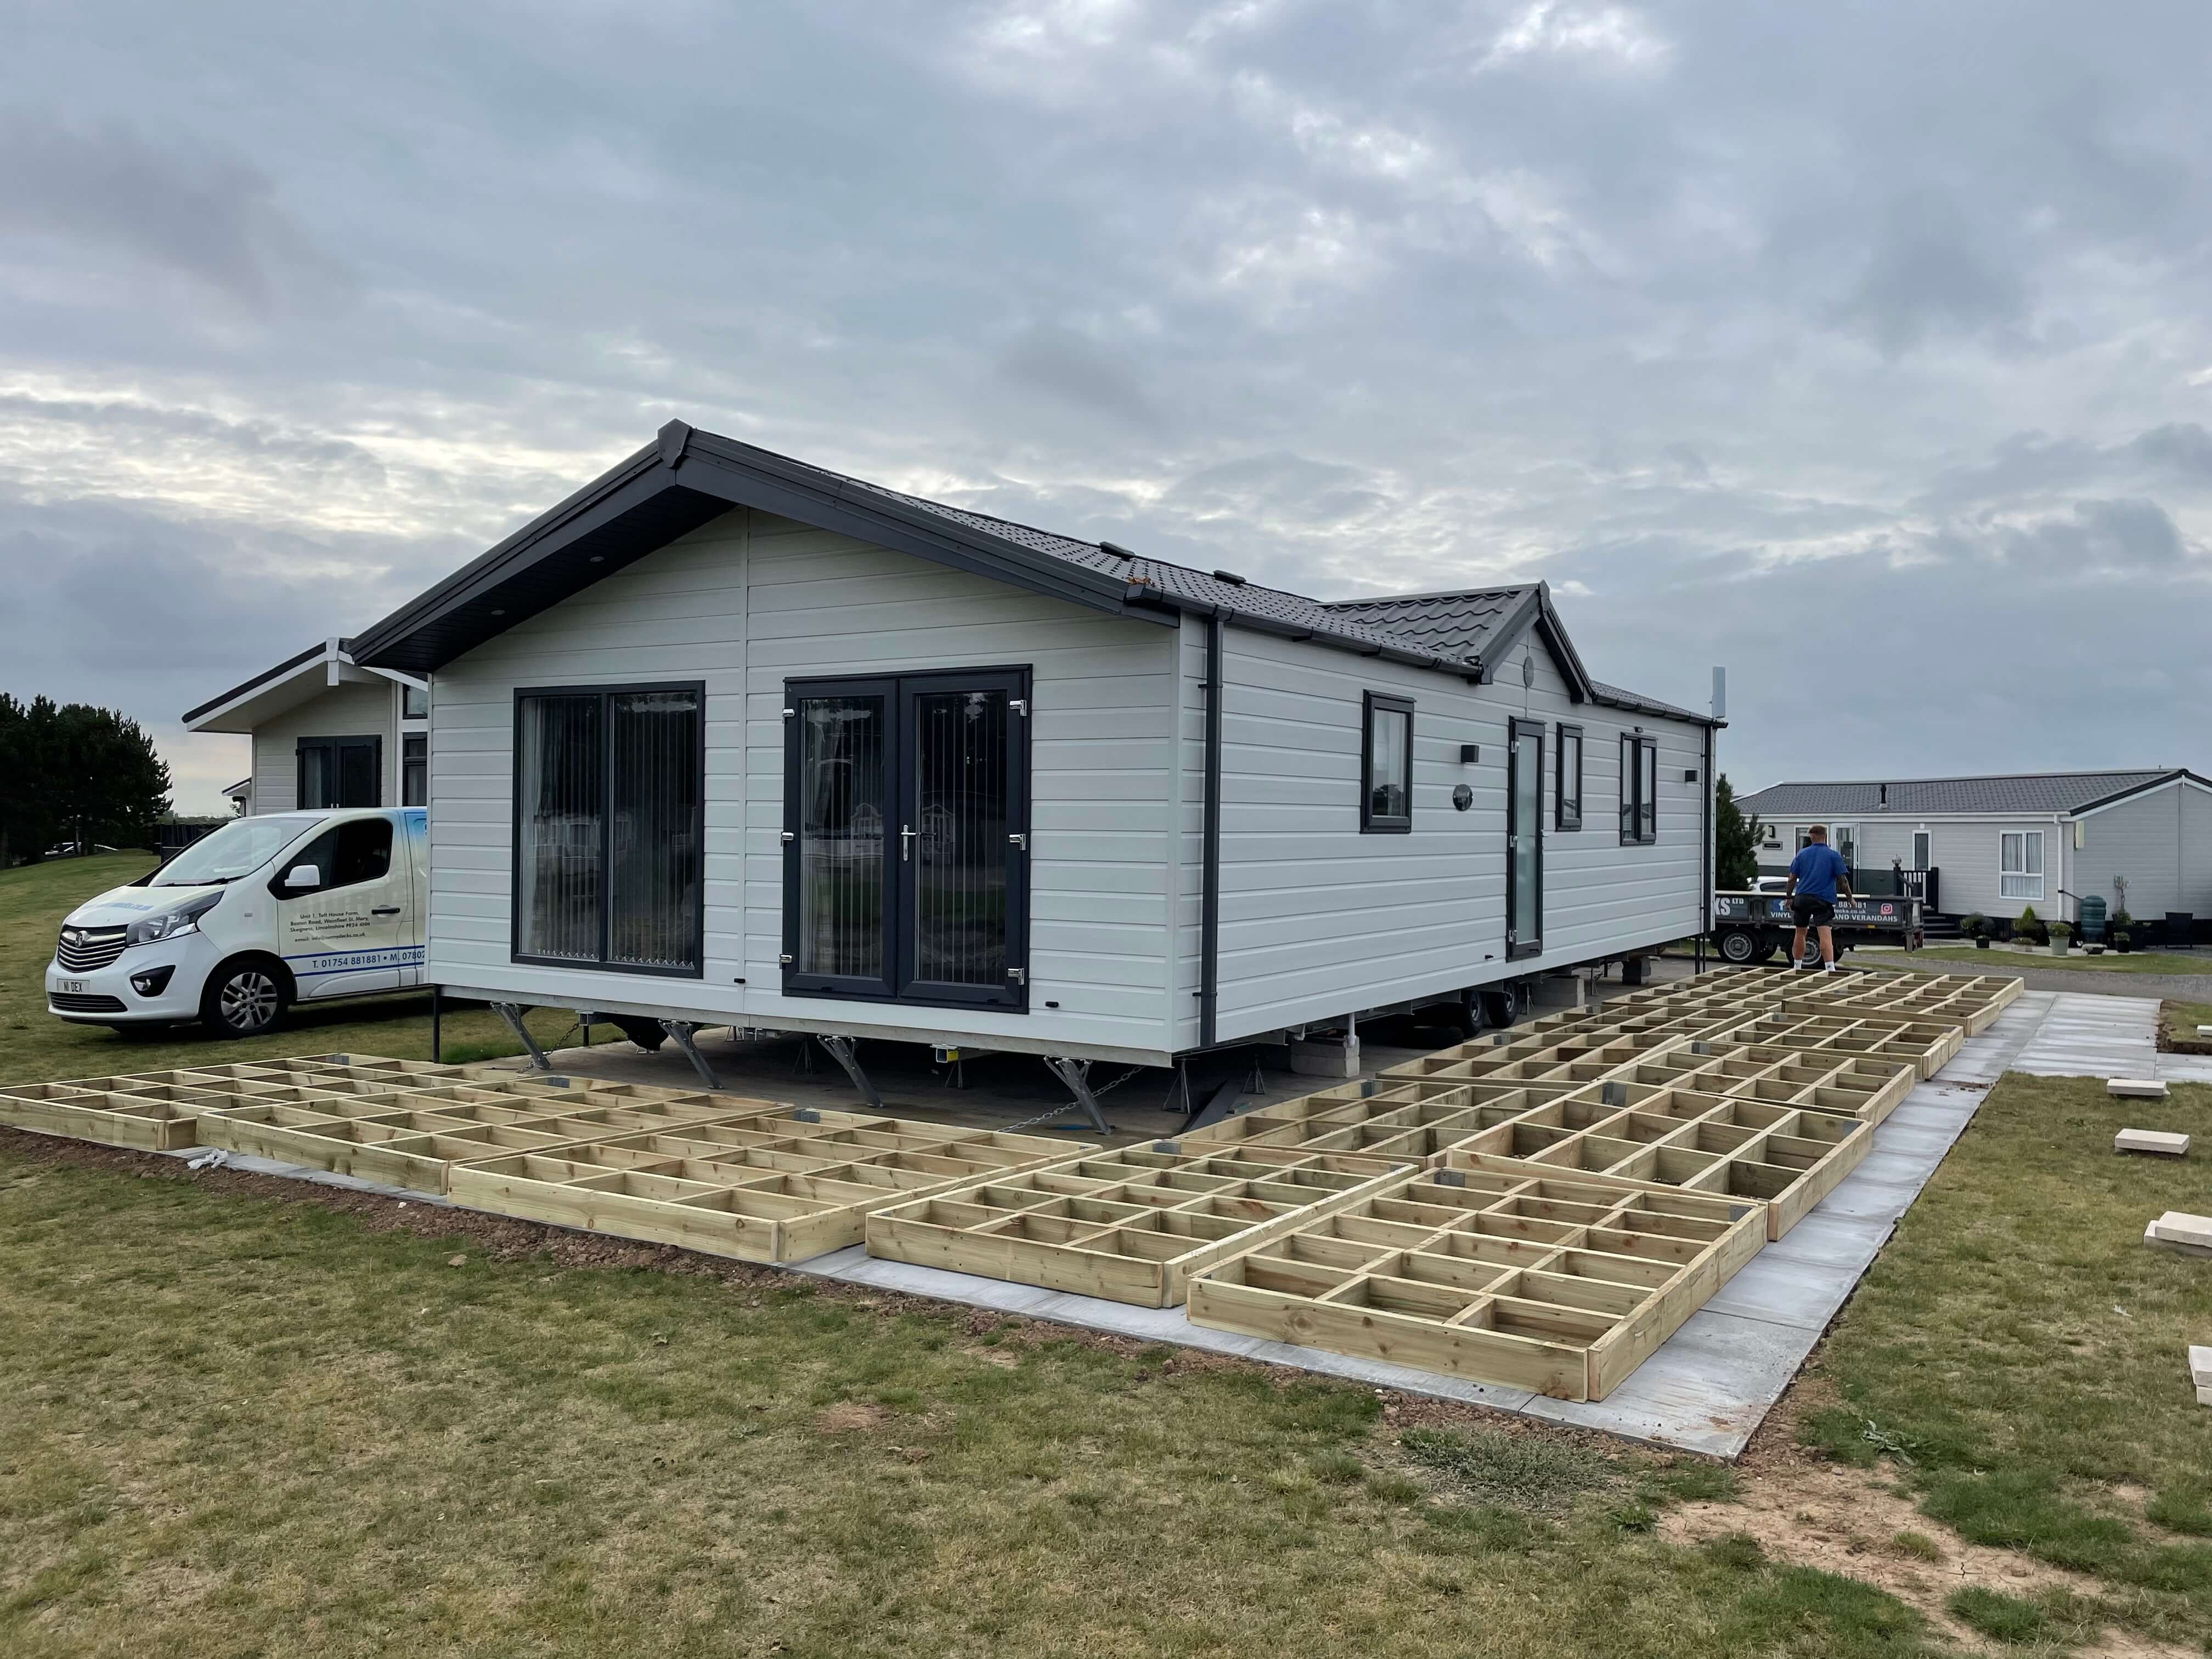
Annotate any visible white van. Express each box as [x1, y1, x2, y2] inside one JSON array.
[[46, 807, 428, 1036]]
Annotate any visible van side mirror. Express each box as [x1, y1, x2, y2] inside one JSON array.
[[285, 864, 322, 890]]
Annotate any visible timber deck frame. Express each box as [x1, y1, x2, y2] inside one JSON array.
[[447, 1115, 1098, 1263], [1186, 1164, 1766, 1401], [864, 1143, 1418, 1306]]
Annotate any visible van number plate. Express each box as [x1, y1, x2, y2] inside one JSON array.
[[59, 980, 86, 994]]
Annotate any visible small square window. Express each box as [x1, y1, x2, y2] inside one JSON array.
[[1362, 692, 1413, 833]]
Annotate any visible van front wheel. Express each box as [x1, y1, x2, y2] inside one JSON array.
[[201, 957, 291, 1038]]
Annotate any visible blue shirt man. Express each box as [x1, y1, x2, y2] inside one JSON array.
[[1782, 826, 1855, 970]]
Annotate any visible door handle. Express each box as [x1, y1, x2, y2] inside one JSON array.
[[372, 906, 401, 917], [900, 823, 916, 862]]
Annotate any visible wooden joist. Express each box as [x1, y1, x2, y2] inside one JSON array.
[[864, 1144, 1415, 1306], [1186, 1165, 1765, 1400]]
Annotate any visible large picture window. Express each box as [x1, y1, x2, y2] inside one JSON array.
[[1619, 735, 1658, 845], [1556, 723, 1583, 831], [2000, 831, 2043, 901], [514, 683, 703, 975], [1361, 692, 1414, 833]]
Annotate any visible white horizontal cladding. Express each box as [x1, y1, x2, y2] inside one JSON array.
[[251, 678, 399, 813], [1209, 628, 1705, 1039], [741, 510, 1178, 1051], [426, 505, 1184, 1057]]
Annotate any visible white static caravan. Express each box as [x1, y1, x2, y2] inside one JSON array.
[[184, 637, 430, 815], [348, 423, 1721, 1103]]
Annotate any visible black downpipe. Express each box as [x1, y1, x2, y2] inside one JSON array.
[[1696, 722, 1714, 976], [1200, 611, 1224, 1048]]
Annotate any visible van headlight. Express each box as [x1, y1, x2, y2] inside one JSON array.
[[125, 891, 223, 947]]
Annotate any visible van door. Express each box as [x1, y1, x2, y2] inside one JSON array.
[[271, 815, 413, 999], [398, 808, 430, 985]]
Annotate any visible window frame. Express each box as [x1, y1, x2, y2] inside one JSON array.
[[1555, 723, 1583, 832], [1912, 829, 1931, 871], [509, 680, 707, 979], [401, 733, 427, 808], [296, 734, 382, 810], [1618, 734, 1660, 845], [780, 666, 1032, 1013], [1999, 829, 2044, 901], [1360, 691, 1415, 834]]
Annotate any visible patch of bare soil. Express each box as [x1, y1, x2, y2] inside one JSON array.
[[1706, 1375, 2193, 1658], [814, 1402, 889, 1434]]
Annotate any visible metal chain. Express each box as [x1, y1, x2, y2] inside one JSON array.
[[991, 1064, 1149, 1133]]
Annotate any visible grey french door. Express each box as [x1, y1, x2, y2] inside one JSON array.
[[782, 668, 1030, 1009], [1506, 718, 1543, 960]]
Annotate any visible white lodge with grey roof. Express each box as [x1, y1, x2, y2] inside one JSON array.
[[349, 422, 1719, 1070]]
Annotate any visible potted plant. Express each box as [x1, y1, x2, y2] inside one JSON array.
[[2014, 905, 2046, 947], [2050, 921, 2072, 956], [2114, 910, 2134, 953], [1963, 913, 1989, 948]]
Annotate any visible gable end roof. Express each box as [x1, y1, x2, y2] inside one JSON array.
[[347, 421, 1716, 725]]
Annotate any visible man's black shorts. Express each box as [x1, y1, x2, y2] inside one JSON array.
[[1791, 896, 1836, 928]]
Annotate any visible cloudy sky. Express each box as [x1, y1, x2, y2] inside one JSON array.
[[4, 1, 2209, 813]]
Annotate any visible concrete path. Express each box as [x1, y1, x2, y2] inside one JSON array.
[[2010, 991, 2212, 1084]]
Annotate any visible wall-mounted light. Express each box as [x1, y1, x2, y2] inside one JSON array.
[[1459, 744, 1481, 764]]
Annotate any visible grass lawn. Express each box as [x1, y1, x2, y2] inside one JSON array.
[[0, 853, 571, 1085], [1799, 1072, 2212, 1651], [1871, 944, 2212, 975], [9, 859, 2212, 1653], [2159, 1001, 2212, 1055]]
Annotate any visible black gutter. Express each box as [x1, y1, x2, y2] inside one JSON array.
[[1696, 720, 1714, 977], [1200, 611, 1224, 1049]]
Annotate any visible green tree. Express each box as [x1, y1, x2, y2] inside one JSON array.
[[0, 696, 171, 862], [1714, 773, 1764, 890]]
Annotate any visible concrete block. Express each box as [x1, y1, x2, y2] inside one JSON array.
[[1287, 1034, 1359, 1079], [2117, 1128, 2191, 1157], [2190, 1345, 2212, 1390], [2108, 1078, 2170, 1099], [2198, 1025, 2212, 1040], [2197, 1384, 2212, 1407], [2148, 1212, 2212, 1256]]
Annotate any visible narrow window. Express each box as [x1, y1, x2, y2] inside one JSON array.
[[1912, 830, 1931, 871], [1832, 823, 1859, 869], [2000, 830, 2043, 901], [1361, 692, 1414, 833], [1555, 724, 1583, 831], [514, 684, 702, 974], [1619, 735, 1658, 845], [402, 734, 427, 808], [402, 684, 430, 720]]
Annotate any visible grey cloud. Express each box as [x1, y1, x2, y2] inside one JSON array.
[[0, 112, 352, 317], [1996, 497, 2194, 574], [1827, 194, 2029, 355], [995, 324, 1161, 430]]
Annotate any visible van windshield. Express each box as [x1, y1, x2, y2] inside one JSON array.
[[150, 817, 317, 887]]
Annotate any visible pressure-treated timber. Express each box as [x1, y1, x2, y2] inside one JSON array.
[[1186, 1165, 1766, 1400], [864, 1144, 1417, 1306], [450, 1114, 1096, 1262]]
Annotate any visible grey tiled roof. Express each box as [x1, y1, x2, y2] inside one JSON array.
[[1316, 587, 1539, 658], [853, 483, 1703, 719], [1737, 770, 2185, 817]]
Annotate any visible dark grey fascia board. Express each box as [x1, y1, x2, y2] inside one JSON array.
[[349, 437, 668, 668], [180, 639, 335, 725], [353, 422, 1169, 672]]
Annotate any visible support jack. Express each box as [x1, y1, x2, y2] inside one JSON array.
[[817, 1034, 883, 1111], [659, 1020, 723, 1091], [492, 1002, 552, 1071], [1040, 1056, 1112, 1136]]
